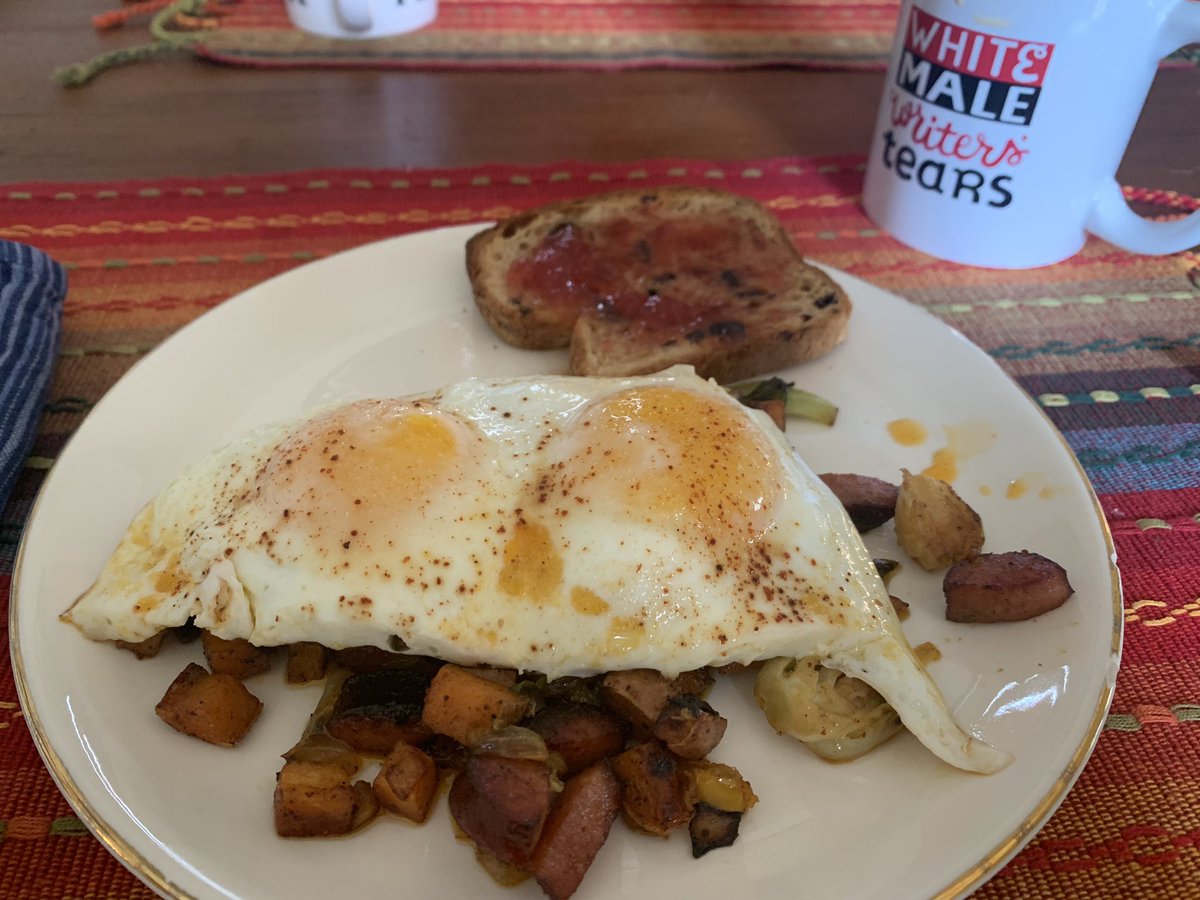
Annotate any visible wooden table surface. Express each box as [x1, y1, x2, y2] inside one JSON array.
[[4, 0, 1199, 193]]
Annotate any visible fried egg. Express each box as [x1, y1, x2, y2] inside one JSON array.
[[64, 365, 1009, 774]]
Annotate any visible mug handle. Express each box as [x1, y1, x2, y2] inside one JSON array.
[[1085, 0, 1200, 254], [335, 0, 372, 32]]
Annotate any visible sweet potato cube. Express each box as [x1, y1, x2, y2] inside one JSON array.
[[285, 642, 328, 684], [373, 741, 439, 823], [115, 631, 165, 658], [448, 753, 554, 867], [610, 741, 693, 836], [467, 665, 520, 688], [154, 663, 262, 747], [422, 664, 533, 747], [652, 695, 727, 760], [530, 761, 621, 900], [526, 702, 629, 775], [201, 632, 272, 679], [274, 759, 357, 837]]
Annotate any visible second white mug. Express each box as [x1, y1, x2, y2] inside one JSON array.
[[284, 0, 436, 39]]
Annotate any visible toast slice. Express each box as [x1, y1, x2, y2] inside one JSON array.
[[466, 187, 851, 383]]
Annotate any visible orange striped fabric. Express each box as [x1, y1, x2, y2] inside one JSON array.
[[70, 0, 1199, 82], [168, 0, 900, 70]]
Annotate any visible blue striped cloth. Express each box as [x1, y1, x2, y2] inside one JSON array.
[[0, 241, 67, 511]]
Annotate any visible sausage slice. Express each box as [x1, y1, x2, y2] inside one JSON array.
[[818, 473, 899, 533], [943, 551, 1073, 623]]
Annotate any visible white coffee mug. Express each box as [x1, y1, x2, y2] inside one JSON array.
[[862, 0, 1200, 269], [284, 0, 436, 39]]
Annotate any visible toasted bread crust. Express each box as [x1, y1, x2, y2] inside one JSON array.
[[467, 223, 573, 350], [466, 188, 851, 377]]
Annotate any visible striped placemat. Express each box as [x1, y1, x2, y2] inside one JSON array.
[[59, 0, 901, 84], [1, 157, 1198, 898], [61, 0, 1200, 86]]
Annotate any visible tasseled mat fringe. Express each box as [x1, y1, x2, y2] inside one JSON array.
[[54, 0, 221, 87]]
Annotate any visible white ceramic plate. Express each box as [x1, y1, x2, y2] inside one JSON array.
[[12, 224, 1121, 900]]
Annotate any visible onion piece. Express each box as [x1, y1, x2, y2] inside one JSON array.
[[753, 656, 903, 762], [474, 725, 550, 761]]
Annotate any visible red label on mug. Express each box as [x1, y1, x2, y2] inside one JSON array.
[[905, 8, 1053, 87]]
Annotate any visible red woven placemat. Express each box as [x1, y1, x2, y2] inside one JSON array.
[[63, 0, 1199, 85], [192, 0, 899, 68], [62, 0, 900, 84], [2, 157, 1199, 898]]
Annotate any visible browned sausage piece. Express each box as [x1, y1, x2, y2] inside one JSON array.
[[530, 761, 621, 900], [943, 551, 1074, 623], [600, 668, 712, 734], [448, 754, 554, 867], [818, 473, 900, 533], [651, 695, 728, 760], [526, 702, 630, 775]]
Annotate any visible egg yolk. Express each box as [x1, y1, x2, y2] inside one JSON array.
[[251, 399, 474, 562], [540, 385, 781, 553]]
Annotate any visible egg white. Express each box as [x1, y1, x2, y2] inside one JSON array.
[[64, 365, 1008, 773]]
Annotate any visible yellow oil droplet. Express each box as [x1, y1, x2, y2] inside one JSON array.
[[1002, 472, 1059, 500], [129, 508, 155, 548], [570, 586, 610, 616], [920, 420, 997, 484], [498, 520, 563, 603], [887, 418, 927, 446], [133, 593, 163, 613], [604, 616, 645, 656], [921, 447, 958, 482], [153, 572, 175, 593], [979, 484, 993, 496], [914, 641, 942, 664]]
